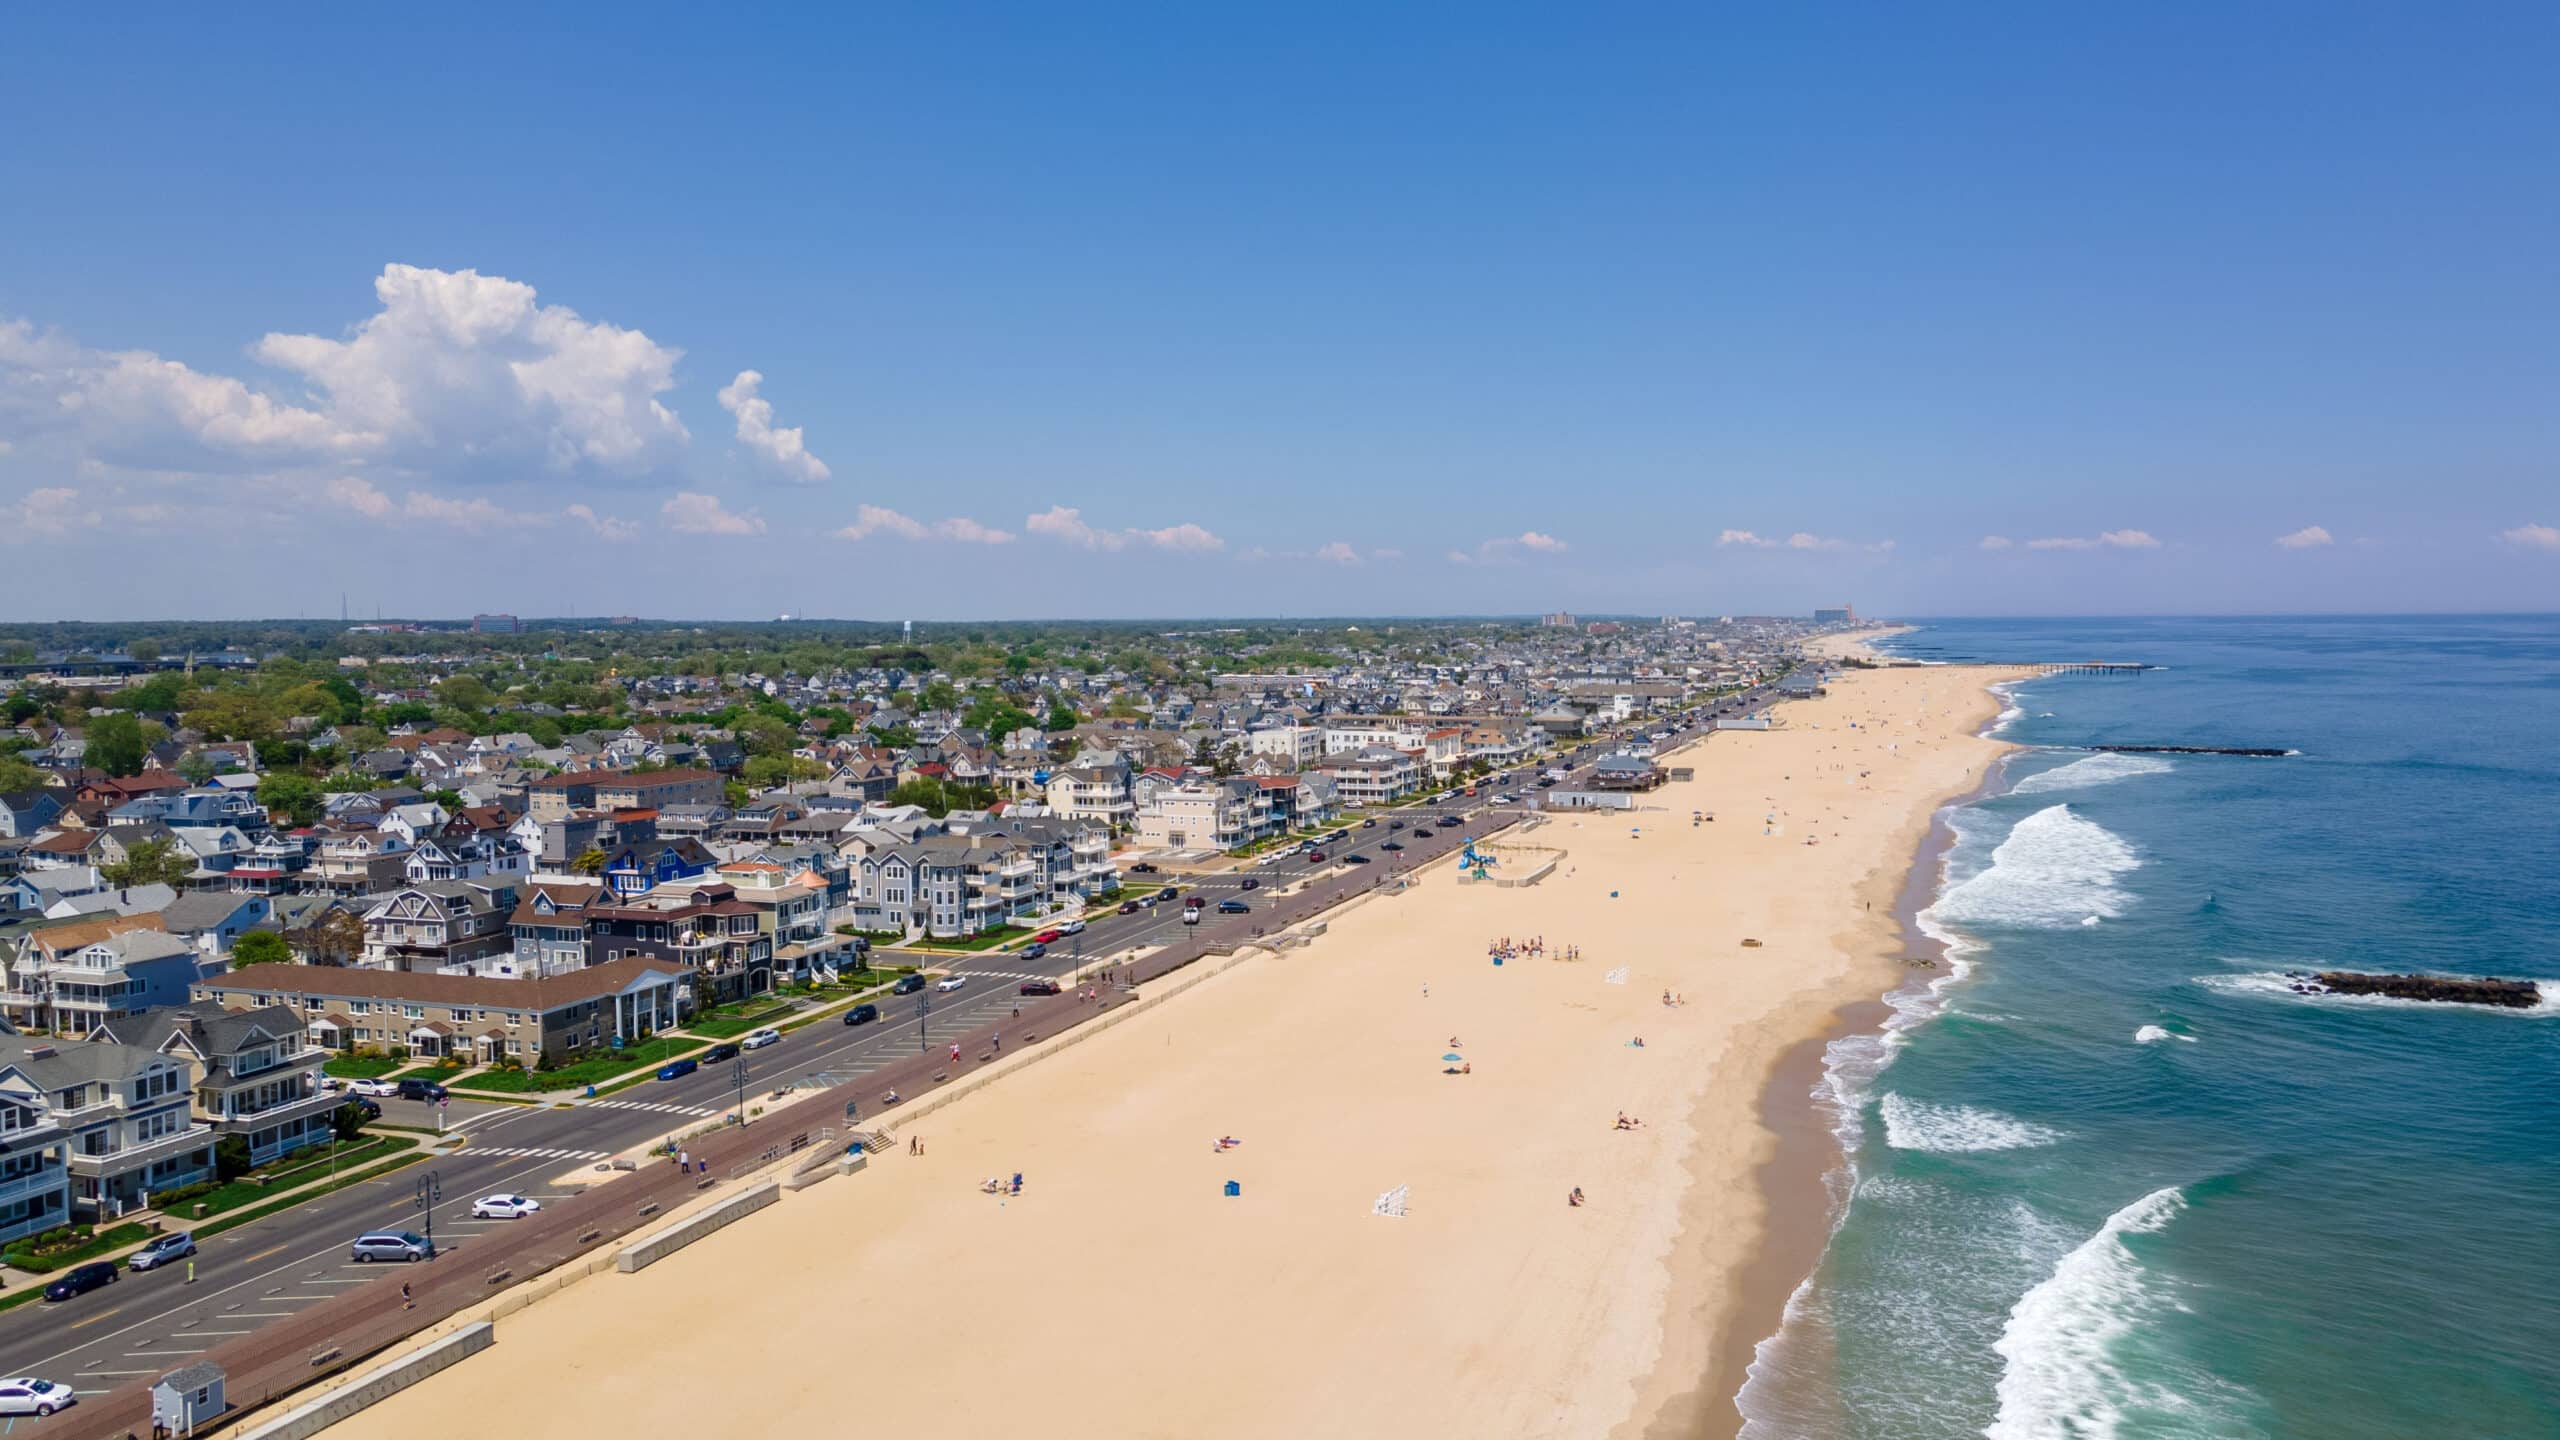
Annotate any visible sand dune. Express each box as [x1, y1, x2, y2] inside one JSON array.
[[324, 658, 2015, 1440]]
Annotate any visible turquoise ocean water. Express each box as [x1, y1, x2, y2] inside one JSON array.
[[1734, 616, 2560, 1440]]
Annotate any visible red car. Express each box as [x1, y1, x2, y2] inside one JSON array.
[[1031, 929, 1064, 945]]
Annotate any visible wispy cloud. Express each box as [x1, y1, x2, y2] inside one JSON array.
[[2501, 522, 2560, 551], [1452, 530, 1571, 564], [661, 490, 765, 536], [566, 503, 638, 541], [2026, 529, 2160, 551], [0, 487, 99, 541], [1718, 529, 1776, 548], [323, 476, 549, 531], [1980, 535, 2015, 550], [1024, 505, 1222, 552], [835, 503, 1013, 544], [1719, 528, 1892, 552], [1315, 541, 1362, 564], [717, 370, 830, 484], [2274, 525, 2333, 550]]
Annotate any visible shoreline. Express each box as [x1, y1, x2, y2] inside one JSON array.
[[311, 650, 2025, 1440]]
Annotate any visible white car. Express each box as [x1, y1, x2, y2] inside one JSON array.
[[470, 1194, 542, 1220], [935, 975, 969, 992], [1058, 919, 1087, 936], [740, 1027, 781, 1051], [347, 1077, 399, 1098], [0, 1378, 77, 1417]]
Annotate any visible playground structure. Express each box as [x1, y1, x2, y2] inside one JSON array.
[[1456, 839, 1567, 888]]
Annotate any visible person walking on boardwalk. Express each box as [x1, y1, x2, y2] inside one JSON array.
[[402, 1281, 414, 1310]]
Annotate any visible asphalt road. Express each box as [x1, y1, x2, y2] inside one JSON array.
[[0, 685, 1775, 1397]]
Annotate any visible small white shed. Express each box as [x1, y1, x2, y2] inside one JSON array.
[[150, 1360, 227, 1437]]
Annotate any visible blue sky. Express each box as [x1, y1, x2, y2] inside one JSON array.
[[3, 3, 2555, 620]]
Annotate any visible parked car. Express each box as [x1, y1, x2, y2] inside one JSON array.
[[1129, 862, 1159, 874], [1342, 853, 1370, 864], [657, 1058, 699, 1081], [41, 1263, 116, 1303], [1118, 900, 1143, 914], [1031, 929, 1064, 945], [0, 1378, 77, 1417], [1306, 851, 1326, 863], [1022, 943, 1049, 960], [1536, 778, 1556, 788], [1059, 919, 1087, 936], [1239, 877, 1259, 890], [701, 1042, 740, 1064], [340, 1097, 383, 1121], [349, 1230, 435, 1263], [1020, 979, 1062, 996], [394, 1078, 448, 1103], [1217, 899, 1251, 914], [1493, 793, 1517, 804], [740, 1028, 782, 1051], [936, 975, 969, 992], [843, 1003, 881, 1026], [127, 1231, 195, 1271], [893, 973, 928, 995], [347, 1077, 398, 1098], [471, 1193, 542, 1219]]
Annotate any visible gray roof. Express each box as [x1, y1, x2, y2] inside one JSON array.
[[101, 997, 301, 1062], [0, 1031, 173, 1087], [159, 891, 260, 934], [154, 1361, 226, 1392]]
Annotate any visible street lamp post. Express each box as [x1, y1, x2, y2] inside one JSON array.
[[917, 992, 932, 1052], [732, 1056, 749, 1126], [413, 1170, 443, 1251]]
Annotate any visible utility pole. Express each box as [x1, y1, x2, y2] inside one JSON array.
[[918, 991, 932, 1052]]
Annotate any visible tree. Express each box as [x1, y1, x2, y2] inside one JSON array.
[[0, 753, 44, 793], [1044, 702, 1080, 732], [307, 909, 365, 965], [214, 1134, 254, 1182], [231, 930, 293, 967], [127, 639, 162, 666], [887, 777, 951, 816], [571, 848, 608, 876], [86, 711, 148, 776], [331, 1100, 373, 1142], [918, 679, 960, 713], [177, 752, 219, 784], [101, 836, 195, 888], [736, 715, 796, 759], [258, 772, 324, 827]]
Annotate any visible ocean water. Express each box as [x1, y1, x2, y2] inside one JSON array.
[[1737, 616, 2560, 1440]]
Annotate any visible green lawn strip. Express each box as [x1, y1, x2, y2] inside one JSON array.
[[771, 974, 912, 1035], [452, 1036, 706, 1094], [195, 1150, 431, 1241], [3, 1221, 153, 1273], [684, 1000, 803, 1039], [322, 1055, 405, 1079], [0, 1288, 40, 1314], [154, 1138, 407, 1220], [913, 924, 1032, 954], [386, 1064, 455, 1081]]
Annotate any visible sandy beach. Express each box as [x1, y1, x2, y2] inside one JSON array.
[[322, 652, 2018, 1440]]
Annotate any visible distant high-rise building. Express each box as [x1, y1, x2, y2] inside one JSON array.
[[1541, 612, 1578, 628], [472, 613, 521, 634], [1813, 606, 1855, 623]]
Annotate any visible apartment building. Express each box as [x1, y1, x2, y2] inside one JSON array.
[[0, 1032, 212, 1220], [1244, 725, 1324, 769], [583, 886, 773, 1001], [100, 999, 339, 1167], [0, 1053, 71, 1244], [358, 879, 521, 973], [1312, 748, 1425, 806], [193, 958, 694, 1068], [3, 914, 218, 1035], [524, 767, 724, 822], [1136, 779, 1274, 853], [1043, 750, 1135, 831]]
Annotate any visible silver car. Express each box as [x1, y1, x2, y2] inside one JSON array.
[[126, 1231, 195, 1271], [349, 1230, 435, 1262]]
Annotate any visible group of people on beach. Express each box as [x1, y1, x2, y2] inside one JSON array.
[[1487, 935, 1578, 961], [1614, 1111, 1645, 1130]]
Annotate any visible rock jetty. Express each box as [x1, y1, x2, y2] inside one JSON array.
[[2091, 744, 2293, 758], [2298, 971, 2543, 1008]]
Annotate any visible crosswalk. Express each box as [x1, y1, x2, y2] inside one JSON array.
[[468, 1144, 611, 1161], [947, 969, 1056, 983], [587, 1098, 715, 1117]]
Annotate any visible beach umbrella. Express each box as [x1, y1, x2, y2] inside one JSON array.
[[1442, 1052, 1465, 1062]]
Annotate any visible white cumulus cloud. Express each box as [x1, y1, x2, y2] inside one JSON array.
[[0, 487, 100, 541], [566, 503, 639, 541], [1024, 505, 1221, 552], [2027, 529, 2160, 551], [661, 491, 765, 536], [2501, 522, 2560, 551], [836, 504, 1013, 543], [1315, 541, 1362, 564], [717, 370, 830, 483], [2275, 525, 2333, 550], [1980, 535, 2015, 550], [1718, 529, 1776, 548]]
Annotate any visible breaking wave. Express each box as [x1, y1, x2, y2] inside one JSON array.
[[1929, 805, 2140, 930], [1880, 1094, 2065, 1153], [1988, 1187, 2225, 1439], [2010, 752, 2174, 796]]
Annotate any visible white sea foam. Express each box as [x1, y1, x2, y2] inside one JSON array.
[[1879, 1093, 2064, 1152], [1928, 805, 2140, 930], [1988, 1186, 2197, 1440], [2196, 971, 2560, 1017], [2009, 751, 2174, 796], [1989, 681, 2027, 735], [2132, 1025, 2195, 1045]]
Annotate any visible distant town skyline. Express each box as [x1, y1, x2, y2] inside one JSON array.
[[4, 6, 2556, 620]]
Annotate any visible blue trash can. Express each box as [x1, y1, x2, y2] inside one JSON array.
[[1224, 1180, 1241, 1197]]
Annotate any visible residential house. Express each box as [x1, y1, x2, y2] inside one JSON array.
[[1044, 750, 1135, 831], [3, 915, 219, 1034], [1136, 778, 1273, 853], [1311, 748, 1425, 807], [0, 1054, 71, 1243], [155, 891, 273, 957], [583, 887, 772, 1001], [358, 880, 521, 973], [0, 1031, 212, 1220], [99, 999, 338, 1167], [0, 790, 67, 839]]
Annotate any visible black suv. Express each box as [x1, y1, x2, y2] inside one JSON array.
[[843, 1003, 881, 1026], [43, 1261, 117, 1303], [702, 1042, 741, 1064], [892, 973, 928, 995], [395, 1078, 448, 1103]]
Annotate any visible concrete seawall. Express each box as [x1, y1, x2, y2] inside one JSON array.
[[614, 1181, 780, 1273], [234, 1323, 494, 1440]]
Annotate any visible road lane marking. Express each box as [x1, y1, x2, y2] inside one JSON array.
[[238, 1242, 289, 1264], [67, 1308, 126, 1330]]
